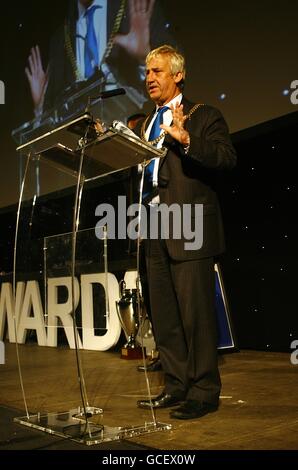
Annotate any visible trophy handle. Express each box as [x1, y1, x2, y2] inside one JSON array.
[[119, 279, 126, 297]]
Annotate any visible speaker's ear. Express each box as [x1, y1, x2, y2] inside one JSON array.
[[174, 71, 183, 85]]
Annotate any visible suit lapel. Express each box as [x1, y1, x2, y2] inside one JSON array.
[[144, 109, 156, 133], [181, 97, 194, 119]]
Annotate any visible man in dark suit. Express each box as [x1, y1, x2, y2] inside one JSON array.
[[25, 0, 177, 118], [136, 45, 236, 419]]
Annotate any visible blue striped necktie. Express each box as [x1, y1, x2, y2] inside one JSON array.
[[143, 106, 168, 201], [84, 5, 101, 79]]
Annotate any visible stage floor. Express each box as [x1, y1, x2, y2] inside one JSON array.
[[1, 342, 298, 450]]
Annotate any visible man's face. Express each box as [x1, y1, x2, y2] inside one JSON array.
[[146, 55, 182, 106]]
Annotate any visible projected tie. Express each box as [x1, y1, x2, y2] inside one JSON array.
[[143, 106, 168, 201], [84, 5, 100, 79]]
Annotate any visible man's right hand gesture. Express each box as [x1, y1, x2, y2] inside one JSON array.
[[25, 45, 49, 115], [113, 0, 155, 64]]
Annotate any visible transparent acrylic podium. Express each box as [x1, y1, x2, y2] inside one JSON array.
[[13, 113, 170, 445]]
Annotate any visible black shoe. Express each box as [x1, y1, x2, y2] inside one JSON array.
[[137, 391, 184, 409], [137, 358, 162, 372], [169, 400, 218, 420]]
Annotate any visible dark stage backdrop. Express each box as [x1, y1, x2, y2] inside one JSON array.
[[0, 0, 298, 208], [0, 1, 297, 353], [1, 111, 297, 352]]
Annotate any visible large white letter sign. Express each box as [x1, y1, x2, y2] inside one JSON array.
[[81, 273, 121, 351], [47, 277, 81, 349]]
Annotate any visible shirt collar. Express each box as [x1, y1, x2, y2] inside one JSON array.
[[155, 93, 183, 112]]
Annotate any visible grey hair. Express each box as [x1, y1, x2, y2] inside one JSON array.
[[146, 45, 186, 88]]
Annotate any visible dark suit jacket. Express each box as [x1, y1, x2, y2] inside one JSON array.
[[44, 0, 177, 110], [136, 97, 237, 261]]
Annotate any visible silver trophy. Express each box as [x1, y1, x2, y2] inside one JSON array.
[[116, 280, 143, 359]]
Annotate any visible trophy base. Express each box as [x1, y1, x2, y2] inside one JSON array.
[[121, 346, 143, 360]]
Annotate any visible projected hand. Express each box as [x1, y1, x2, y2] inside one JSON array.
[[160, 103, 190, 147], [113, 0, 155, 63], [25, 46, 49, 113]]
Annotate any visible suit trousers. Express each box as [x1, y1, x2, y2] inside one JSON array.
[[145, 236, 221, 405]]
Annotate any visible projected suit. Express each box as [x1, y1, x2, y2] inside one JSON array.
[[26, 0, 178, 115]]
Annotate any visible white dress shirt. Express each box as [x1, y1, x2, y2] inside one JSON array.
[[76, 0, 107, 80], [146, 93, 182, 191]]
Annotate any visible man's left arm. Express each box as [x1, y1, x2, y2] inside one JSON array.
[[184, 107, 237, 170]]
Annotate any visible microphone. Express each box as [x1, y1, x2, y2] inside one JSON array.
[[91, 87, 126, 101], [112, 120, 140, 139]]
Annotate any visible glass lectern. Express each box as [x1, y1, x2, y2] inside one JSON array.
[[12, 113, 171, 445]]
